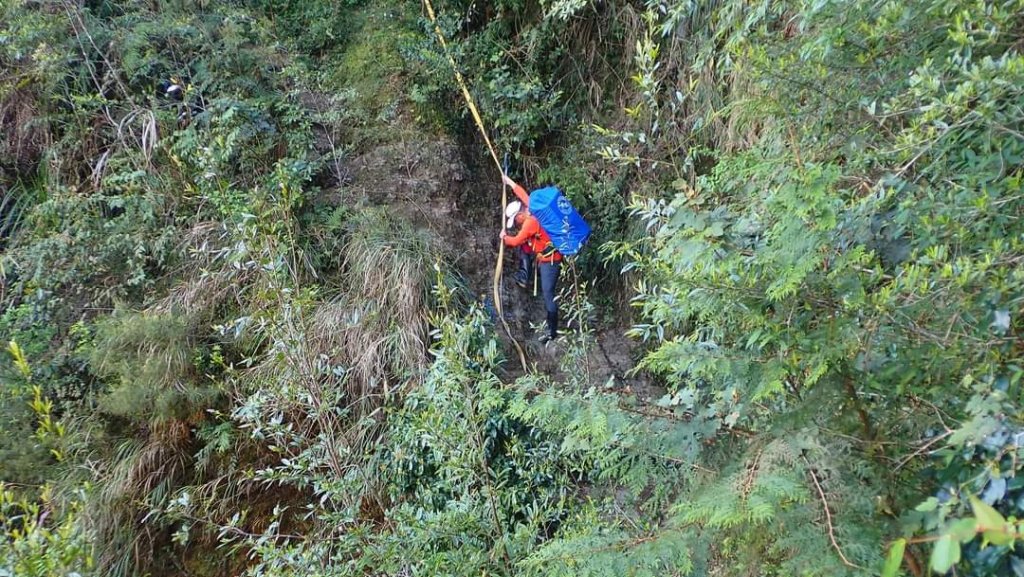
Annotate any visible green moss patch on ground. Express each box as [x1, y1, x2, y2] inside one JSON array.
[[317, 1, 420, 134]]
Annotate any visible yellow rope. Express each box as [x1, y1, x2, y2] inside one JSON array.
[[423, 0, 528, 372]]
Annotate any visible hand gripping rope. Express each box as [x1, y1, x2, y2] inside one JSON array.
[[423, 0, 528, 372]]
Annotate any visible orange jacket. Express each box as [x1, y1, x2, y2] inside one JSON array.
[[503, 182, 562, 263]]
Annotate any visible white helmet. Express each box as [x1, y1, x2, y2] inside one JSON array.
[[505, 200, 523, 229]]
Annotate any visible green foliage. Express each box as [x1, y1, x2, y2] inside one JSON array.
[[169, 97, 318, 205], [0, 384, 51, 486], [320, 2, 417, 123], [377, 296, 565, 575], [604, 0, 1024, 573], [405, 0, 630, 150], [250, 0, 366, 54], [9, 189, 177, 303], [228, 280, 692, 577], [507, 386, 706, 575], [0, 344, 89, 576], [0, 484, 95, 577], [0, 302, 90, 483], [0, 338, 55, 485], [88, 311, 216, 420], [1, 1, 332, 573], [907, 382, 1024, 575], [0, 302, 55, 369]]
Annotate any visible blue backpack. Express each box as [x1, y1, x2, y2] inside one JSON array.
[[528, 186, 591, 256]]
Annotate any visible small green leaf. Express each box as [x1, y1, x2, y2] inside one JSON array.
[[969, 495, 1006, 531], [916, 497, 939, 512], [7, 340, 30, 379], [930, 534, 960, 573], [882, 538, 905, 577], [984, 529, 1014, 547], [948, 518, 977, 542], [970, 495, 1013, 546]]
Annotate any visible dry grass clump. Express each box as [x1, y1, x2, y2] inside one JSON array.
[[0, 87, 48, 178], [0, 180, 38, 254], [149, 220, 257, 326], [223, 209, 449, 515], [84, 418, 193, 577], [330, 208, 444, 385], [248, 208, 448, 414]]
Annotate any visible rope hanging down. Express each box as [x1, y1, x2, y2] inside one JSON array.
[[423, 0, 528, 372]]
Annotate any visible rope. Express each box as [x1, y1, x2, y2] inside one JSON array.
[[423, 0, 528, 372]]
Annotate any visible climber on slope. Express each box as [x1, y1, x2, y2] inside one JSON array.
[[504, 201, 534, 290], [499, 173, 561, 344]]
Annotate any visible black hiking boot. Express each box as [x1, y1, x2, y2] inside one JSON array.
[[512, 270, 528, 289], [539, 311, 558, 345]]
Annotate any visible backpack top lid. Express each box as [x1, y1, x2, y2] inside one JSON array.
[[528, 186, 591, 256]]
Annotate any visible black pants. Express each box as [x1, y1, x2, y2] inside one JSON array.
[[514, 250, 560, 338], [515, 248, 532, 286], [539, 261, 560, 338]]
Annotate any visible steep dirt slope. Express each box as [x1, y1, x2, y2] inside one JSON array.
[[312, 110, 643, 391]]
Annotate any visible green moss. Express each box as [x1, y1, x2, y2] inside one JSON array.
[[320, 1, 418, 123]]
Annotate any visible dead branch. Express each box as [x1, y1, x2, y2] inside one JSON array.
[[803, 455, 865, 570]]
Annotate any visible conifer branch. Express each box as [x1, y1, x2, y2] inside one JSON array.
[[803, 456, 865, 570], [534, 533, 661, 564]]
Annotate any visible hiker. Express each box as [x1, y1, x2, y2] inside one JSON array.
[[500, 174, 561, 343], [157, 80, 205, 127], [504, 202, 534, 289]]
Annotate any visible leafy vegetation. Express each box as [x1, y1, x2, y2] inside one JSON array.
[[2, 0, 1023, 576]]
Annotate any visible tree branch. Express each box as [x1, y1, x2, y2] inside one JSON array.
[[803, 456, 865, 570]]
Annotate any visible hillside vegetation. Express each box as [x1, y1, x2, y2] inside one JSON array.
[[2, 1, 1023, 576]]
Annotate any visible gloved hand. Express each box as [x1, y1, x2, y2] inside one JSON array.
[[501, 173, 516, 187]]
